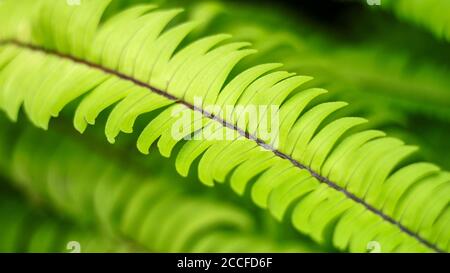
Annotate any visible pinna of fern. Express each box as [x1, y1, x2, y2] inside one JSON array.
[[0, 0, 448, 253]]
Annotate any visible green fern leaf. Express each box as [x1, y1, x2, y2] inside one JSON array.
[[0, 0, 448, 253], [0, 118, 318, 252]]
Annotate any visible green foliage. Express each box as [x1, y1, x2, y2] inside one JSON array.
[[0, 0, 448, 253], [383, 0, 450, 42], [0, 119, 315, 252], [0, 190, 121, 252], [183, 1, 450, 168]]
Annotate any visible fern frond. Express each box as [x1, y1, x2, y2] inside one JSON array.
[[196, 1, 450, 123], [0, 0, 448, 253], [186, 1, 450, 169], [0, 118, 315, 252]]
